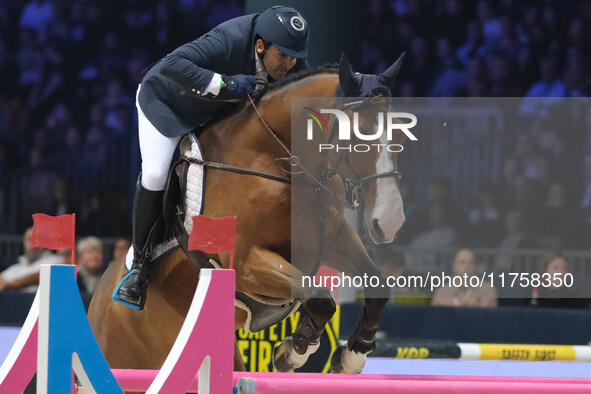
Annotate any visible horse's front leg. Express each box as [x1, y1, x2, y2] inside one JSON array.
[[233, 247, 336, 372], [272, 286, 336, 372], [324, 221, 390, 373]]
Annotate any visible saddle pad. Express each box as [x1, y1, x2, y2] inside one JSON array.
[[125, 133, 206, 271], [181, 133, 206, 237]]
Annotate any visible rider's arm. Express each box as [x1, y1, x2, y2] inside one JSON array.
[[159, 28, 229, 96]]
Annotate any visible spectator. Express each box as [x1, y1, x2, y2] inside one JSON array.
[[468, 182, 503, 247], [376, 248, 406, 278], [78, 193, 107, 236], [19, 0, 54, 33], [476, 0, 502, 46], [580, 155, 591, 230], [396, 180, 420, 244], [429, 37, 467, 96], [526, 252, 589, 309], [110, 237, 131, 266], [487, 50, 521, 96], [411, 200, 459, 250], [432, 247, 497, 307], [26, 41, 67, 118], [536, 182, 582, 249], [405, 35, 434, 96], [423, 177, 468, 237], [410, 200, 459, 272], [76, 236, 105, 294], [0, 227, 65, 292], [56, 247, 72, 265], [494, 210, 537, 272], [374, 246, 424, 302], [456, 21, 487, 67], [51, 178, 76, 217], [520, 54, 567, 116]]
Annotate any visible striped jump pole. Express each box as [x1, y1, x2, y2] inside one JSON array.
[[234, 376, 591, 394], [4, 263, 591, 393], [372, 341, 591, 362], [110, 369, 591, 393], [2, 213, 591, 393]]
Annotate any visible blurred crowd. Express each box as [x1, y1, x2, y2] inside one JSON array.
[[372, 245, 590, 309], [364, 0, 591, 98], [361, 0, 591, 252], [1, 0, 590, 246], [0, 0, 243, 234]]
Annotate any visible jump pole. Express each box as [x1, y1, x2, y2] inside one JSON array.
[[110, 369, 591, 393], [6, 263, 591, 394]]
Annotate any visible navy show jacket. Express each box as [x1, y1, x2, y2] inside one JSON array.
[[138, 14, 308, 137]]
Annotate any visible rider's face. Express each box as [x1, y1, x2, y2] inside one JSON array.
[[256, 40, 297, 81]]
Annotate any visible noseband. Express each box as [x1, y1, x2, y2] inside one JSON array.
[[325, 98, 402, 209]]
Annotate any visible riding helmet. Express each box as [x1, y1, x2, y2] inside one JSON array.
[[253, 5, 309, 58]]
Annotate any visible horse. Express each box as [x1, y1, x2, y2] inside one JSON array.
[[88, 53, 407, 376]]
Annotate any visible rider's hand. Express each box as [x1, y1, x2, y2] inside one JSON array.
[[218, 74, 257, 99]]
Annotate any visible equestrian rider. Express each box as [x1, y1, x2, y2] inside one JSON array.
[[114, 6, 310, 309]]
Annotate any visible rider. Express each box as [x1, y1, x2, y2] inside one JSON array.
[[114, 6, 310, 309]]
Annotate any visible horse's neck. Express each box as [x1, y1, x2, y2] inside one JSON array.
[[264, 73, 339, 101], [200, 74, 339, 163]]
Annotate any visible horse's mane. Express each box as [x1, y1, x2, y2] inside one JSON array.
[[201, 64, 339, 131], [252, 63, 338, 99]]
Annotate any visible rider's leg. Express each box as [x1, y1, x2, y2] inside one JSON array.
[[116, 95, 181, 306]]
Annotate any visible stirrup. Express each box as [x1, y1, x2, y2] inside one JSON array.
[[111, 268, 148, 310]]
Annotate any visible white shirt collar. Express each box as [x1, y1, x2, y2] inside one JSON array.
[[255, 48, 268, 79]]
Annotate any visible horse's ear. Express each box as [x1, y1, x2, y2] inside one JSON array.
[[378, 52, 406, 87], [338, 53, 356, 94]]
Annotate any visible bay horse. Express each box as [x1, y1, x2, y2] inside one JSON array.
[[88, 54, 407, 376]]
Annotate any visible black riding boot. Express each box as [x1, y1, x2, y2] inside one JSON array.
[[116, 176, 163, 308]]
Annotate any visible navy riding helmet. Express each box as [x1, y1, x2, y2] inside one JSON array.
[[253, 5, 309, 58]]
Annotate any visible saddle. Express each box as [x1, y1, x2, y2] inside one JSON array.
[[141, 133, 300, 332]]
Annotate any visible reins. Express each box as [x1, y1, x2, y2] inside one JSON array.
[[246, 94, 360, 210], [180, 82, 402, 211], [180, 156, 291, 183]]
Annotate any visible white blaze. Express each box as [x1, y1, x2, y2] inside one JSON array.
[[372, 132, 405, 243]]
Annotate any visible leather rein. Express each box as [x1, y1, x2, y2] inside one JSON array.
[[181, 88, 402, 211]]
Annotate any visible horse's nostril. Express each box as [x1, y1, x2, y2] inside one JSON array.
[[372, 218, 384, 237]]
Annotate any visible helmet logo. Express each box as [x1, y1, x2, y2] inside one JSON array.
[[290, 16, 305, 32]]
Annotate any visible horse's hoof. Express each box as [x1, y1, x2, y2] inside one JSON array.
[[236, 377, 256, 394], [272, 336, 319, 372], [330, 344, 367, 374]]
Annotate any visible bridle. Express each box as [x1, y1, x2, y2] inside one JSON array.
[[180, 85, 402, 211], [322, 98, 402, 209]]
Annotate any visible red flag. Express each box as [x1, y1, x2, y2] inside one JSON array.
[[189, 215, 237, 269], [31, 213, 76, 250]]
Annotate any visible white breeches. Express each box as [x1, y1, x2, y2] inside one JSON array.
[[136, 85, 181, 191]]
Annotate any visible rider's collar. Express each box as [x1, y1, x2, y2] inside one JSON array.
[[255, 49, 268, 80]]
